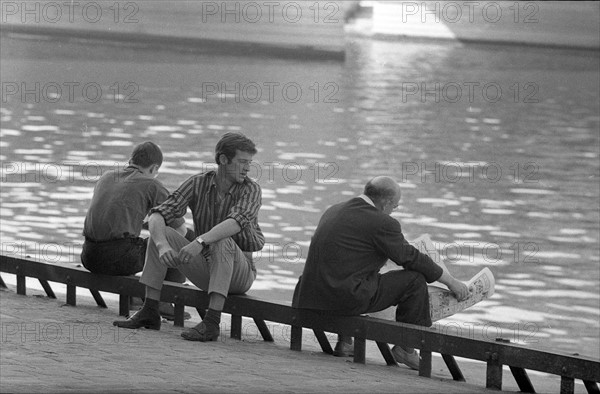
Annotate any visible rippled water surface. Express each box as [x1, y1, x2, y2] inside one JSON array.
[[1, 36, 598, 358]]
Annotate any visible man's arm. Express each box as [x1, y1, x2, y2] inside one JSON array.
[[199, 218, 241, 243], [148, 212, 180, 267], [437, 267, 470, 301]]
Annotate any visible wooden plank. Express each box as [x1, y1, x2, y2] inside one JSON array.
[[38, 279, 56, 299], [419, 350, 432, 378], [486, 353, 503, 391], [442, 354, 466, 382], [376, 342, 398, 366], [66, 284, 76, 306], [89, 289, 107, 308], [290, 326, 302, 351], [0, 274, 7, 288], [560, 376, 574, 394], [313, 330, 333, 355], [509, 366, 535, 393], [353, 337, 366, 364], [583, 380, 600, 394], [230, 315, 242, 340], [253, 318, 274, 342]]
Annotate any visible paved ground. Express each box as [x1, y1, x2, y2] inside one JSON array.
[[0, 278, 591, 393]]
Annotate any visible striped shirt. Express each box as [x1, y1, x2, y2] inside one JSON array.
[[150, 171, 264, 252]]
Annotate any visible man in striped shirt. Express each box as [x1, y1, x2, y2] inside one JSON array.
[[114, 133, 264, 342]]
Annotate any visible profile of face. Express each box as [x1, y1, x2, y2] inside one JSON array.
[[382, 194, 400, 215], [220, 150, 253, 183]]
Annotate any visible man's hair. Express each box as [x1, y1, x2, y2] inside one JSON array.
[[130, 141, 163, 168], [364, 178, 398, 203], [214, 132, 257, 164]]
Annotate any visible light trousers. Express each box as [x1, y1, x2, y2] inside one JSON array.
[[140, 227, 256, 297]]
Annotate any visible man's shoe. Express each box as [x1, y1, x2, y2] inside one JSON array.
[[392, 345, 420, 370], [113, 307, 161, 330], [333, 340, 354, 357], [181, 321, 220, 342]]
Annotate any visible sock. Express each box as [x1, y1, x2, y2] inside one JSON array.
[[204, 308, 222, 329], [143, 298, 159, 312]]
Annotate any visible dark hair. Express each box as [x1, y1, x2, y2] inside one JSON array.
[[130, 141, 163, 168], [214, 132, 257, 164], [364, 179, 397, 202]]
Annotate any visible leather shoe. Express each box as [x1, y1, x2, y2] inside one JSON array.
[[392, 345, 420, 370], [113, 307, 161, 330], [333, 340, 354, 357], [181, 321, 220, 342]]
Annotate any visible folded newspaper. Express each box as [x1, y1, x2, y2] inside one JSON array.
[[413, 234, 495, 322], [369, 234, 495, 321]]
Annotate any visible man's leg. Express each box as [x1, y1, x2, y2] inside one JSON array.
[[365, 270, 430, 370], [113, 228, 191, 330], [179, 237, 255, 342]]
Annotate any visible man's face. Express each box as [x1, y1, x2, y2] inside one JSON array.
[[222, 150, 253, 183], [383, 194, 401, 215]]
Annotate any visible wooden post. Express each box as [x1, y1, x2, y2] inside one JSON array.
[[290, 325, 302, 351], [419, 350, 432, 378], [560, 376, 574, 394], [353, 337, 366, 364], [119, 295, 130, 316], [173, 302, 185, 327], [230, 314, 242, 339], [486, 352, 503, 390], [66, 284, 76, 306], [16, 274, 26, 295]]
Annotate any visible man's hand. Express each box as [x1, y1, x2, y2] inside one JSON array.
[[157, 245, 180, 268], [448, 279, 470, 302], [177, 241, 203, 265]]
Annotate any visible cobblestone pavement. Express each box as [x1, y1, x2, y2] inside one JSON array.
[[0, 281, 584, 393]]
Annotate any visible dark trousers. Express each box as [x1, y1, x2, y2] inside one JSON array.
[[326, 270, 432, 327], [81, 237, 185, 282]]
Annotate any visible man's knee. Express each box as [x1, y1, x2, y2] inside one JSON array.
[[209, 237, 237, 255]]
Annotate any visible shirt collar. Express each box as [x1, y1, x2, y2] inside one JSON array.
[[358, 194, 375, 207]]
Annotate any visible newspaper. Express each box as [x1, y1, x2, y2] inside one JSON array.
[[369, 234, 495, 321], [412, 234, 495, 322]]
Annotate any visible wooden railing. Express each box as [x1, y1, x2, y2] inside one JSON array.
[[1, 254, 598, 393]]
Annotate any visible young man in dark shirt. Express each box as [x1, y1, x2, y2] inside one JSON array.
[[82, 141, 188, 318]]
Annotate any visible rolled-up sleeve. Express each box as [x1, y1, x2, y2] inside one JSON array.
[[150, 176, 195, 226], [227, 181, 261, 229]]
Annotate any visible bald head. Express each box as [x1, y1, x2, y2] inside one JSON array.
[[363, 176, 401, 205]]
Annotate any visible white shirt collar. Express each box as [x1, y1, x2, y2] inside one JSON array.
[[358, 194, 375, 207]]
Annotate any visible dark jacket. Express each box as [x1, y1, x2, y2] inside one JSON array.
[[292, 197, 442, 313]]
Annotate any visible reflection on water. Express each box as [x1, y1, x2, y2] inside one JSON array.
[[1, 35, 599, 358]]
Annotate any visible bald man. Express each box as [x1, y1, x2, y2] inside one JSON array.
[[292, 176, 468, 370]]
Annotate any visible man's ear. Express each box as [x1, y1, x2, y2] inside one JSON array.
[[218, 154, 229, 165]]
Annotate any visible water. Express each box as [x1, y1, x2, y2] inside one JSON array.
[[1, 35, 599, 358]]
